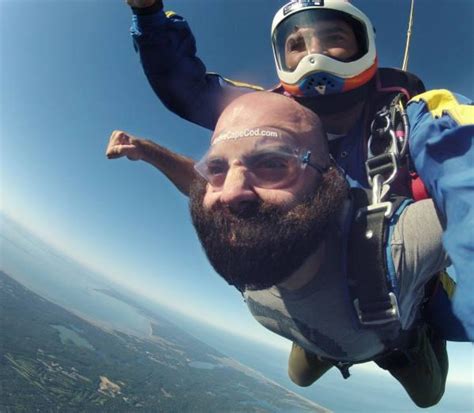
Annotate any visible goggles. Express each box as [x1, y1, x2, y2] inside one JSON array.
[[273, 9, 367, 73], [195, 143, 328, 190]]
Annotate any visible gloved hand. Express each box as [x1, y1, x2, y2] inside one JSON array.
[[126, 0, 156, 8]]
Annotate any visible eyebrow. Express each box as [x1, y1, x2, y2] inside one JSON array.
[[291, 25, 301, 34], [205, 152, 227, 163], [316, 26, 350, 37], [250, 145, 296, 157], [205, 144, 296, 163], [287, 25, 349, 41], [253, 141, 294, 152]]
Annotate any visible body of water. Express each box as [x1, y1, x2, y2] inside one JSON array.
[[51, 325, 95, 350], [1, 214, 151, 337]]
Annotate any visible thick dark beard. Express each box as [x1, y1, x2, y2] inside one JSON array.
[[189, 168, 349, 291]]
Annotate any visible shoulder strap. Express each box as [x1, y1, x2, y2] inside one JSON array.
[[365, 68, 431, 199], [377, 68, 426, 98], [361, 68, 423, 144]]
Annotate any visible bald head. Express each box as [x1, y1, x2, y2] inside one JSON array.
[[213, 92, 329, 167]]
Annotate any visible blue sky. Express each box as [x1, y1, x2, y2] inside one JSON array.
[[1, 0, 473, 393]]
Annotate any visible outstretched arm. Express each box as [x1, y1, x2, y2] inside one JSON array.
[[127, 0, 262, 130], [106, 130, 195, 196]]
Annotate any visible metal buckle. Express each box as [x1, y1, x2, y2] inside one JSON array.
[[353, 292, 400, 326], [366, 153, 399, 186], [367, 113, 399, 186], [355, 174, 393, 220], [355, 202, 393, 221]]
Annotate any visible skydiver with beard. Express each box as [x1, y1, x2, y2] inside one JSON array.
[[106, 92, 474, 407]]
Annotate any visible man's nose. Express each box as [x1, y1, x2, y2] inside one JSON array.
[[219, 165, 258, 208], [307, 35, 322, 54]]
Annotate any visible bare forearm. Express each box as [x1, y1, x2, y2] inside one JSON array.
[[138, 139, 196, 196]]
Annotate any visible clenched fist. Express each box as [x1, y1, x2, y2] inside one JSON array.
[[106, 130, 144, 161]]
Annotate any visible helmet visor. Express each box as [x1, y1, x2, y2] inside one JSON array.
[[272, 9, 368, 73]]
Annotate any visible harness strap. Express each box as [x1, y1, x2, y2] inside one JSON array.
[[367, 93, 409, 186], [329, 186, 413, 381], [348, 188, 406, 339], [368, 69, 430, 200]]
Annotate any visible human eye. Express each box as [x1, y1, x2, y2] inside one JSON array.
[[287, 35, 306, 53], [248, 152, 298, 186], [261, 157, 289, 169], [320, 32, 342, 44], [329, 34, 344, 41], [252, 153, 291, 169], [207, 159, 228, 176]]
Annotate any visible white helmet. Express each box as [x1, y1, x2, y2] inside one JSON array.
[[271, 0, 377, 97]]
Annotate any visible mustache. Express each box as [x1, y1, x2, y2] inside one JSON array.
[[207, 198, 284, 222]]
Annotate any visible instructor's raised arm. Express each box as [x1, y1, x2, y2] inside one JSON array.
[[126, 0, 261, 130]]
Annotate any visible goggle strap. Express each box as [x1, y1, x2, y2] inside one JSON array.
[[304, 151, 328, 175]]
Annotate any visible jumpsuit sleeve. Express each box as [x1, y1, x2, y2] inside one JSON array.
[[407, 90, 474, 340], [130, 9, 263, 130]]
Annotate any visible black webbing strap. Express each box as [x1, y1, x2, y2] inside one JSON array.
[[348, 188, 405, 337]]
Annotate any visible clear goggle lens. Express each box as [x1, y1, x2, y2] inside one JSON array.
[[195, 147, 325, 189]]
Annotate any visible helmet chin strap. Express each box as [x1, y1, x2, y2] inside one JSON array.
[[295, 78, 373, 115]]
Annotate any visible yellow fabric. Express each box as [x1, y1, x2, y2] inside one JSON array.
[[410, 89, 474, 125], [204, 72, 263, 91], [165, 10, 177, 18], [221, 77, 264, 91], [438, 271, 456, 299]]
